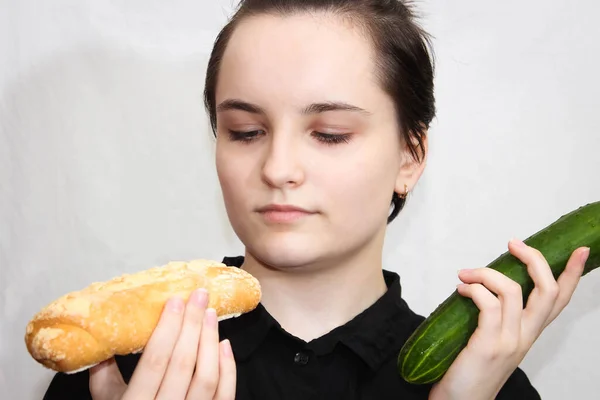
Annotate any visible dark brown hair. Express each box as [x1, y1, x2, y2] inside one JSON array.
[[203, 0, 436, 223]]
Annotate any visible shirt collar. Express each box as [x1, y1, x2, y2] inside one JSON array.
[[335, 270, 423, 371], [220, 256, 422, 371], [220, 256, 277, 361]]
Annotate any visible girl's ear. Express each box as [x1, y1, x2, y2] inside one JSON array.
[[394, 130, 428, 195]]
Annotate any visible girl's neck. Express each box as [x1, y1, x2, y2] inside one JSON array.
[[241, 241, 389, 342]]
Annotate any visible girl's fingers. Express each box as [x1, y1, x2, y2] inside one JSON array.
[[508, 239, 558, 328], [457, 282, 502, 339], [186, 308, 221, 399], [214, 340, 237, 400], [458, 267, 523, 337], [462, 240, 588, 347], [544, 247, 588, 327], [156, 289, 209, 400], [126, 297, 185, 399]]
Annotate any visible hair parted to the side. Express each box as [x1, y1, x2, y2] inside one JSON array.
[[204, 0, 436, 224]]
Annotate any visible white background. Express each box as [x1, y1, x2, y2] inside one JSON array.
[[1, 1, 599, 399]]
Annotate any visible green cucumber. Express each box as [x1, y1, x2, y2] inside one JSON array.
[[398, 201, 600, 384]]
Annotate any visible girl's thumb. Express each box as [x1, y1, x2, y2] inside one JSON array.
[[89, 358, 127, 400]]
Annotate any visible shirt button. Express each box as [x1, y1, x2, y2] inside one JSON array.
[[294, 352, 310, 365]]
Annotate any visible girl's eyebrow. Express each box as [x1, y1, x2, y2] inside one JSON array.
[[217, 99, 265, 114], [302, 101, 372, 116], [216, 99, 372, 116]]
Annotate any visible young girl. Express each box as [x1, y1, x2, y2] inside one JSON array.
[[43, 1, 589, 399]]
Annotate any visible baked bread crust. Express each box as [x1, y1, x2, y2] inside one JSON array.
[[24, 259, 261, 374]]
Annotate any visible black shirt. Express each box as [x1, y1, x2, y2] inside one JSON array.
[[43, 256, 541, 399]]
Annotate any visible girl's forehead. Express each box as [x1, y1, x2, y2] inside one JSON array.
[[217, 14, 382, 111]]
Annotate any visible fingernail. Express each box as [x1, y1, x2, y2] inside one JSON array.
[[222, 339, 233, 357], [205, 308, 217, 327], [511, 238, 526, 247], [168, 297, 184, 313], [192, 288, 208, 307], [581, 247, 591, 264]]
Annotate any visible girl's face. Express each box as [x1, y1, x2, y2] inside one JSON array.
[[215, 13, 426, 269]]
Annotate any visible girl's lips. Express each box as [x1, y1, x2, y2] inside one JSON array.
[[260, 210, 313, 223], [257, 204, 316, 223]]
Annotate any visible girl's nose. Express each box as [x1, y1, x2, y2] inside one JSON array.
[[260, 132, 305, 189]]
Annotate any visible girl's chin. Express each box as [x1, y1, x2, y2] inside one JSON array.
[[251, 246, 323, 270], [244, 233, 335, 270]]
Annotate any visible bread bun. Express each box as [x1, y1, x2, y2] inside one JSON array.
[[25, 259, 261, 374]]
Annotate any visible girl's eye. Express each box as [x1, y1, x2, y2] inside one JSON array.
[[227, 129, 264, 142], [313, 132, 351, 145], [226, 129, 351, 145]]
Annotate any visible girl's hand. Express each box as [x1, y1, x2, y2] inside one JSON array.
[[89, 288, 237, 400], [429, 238, 590, 400]]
